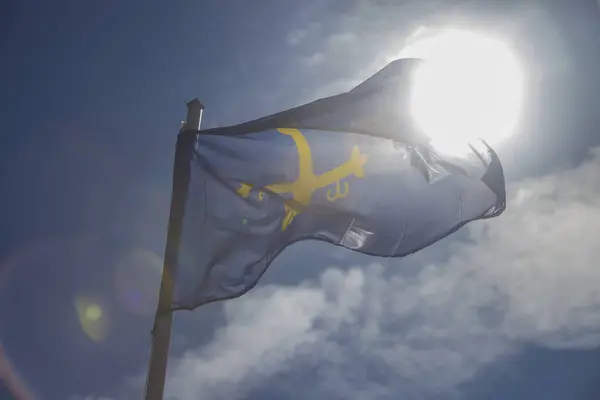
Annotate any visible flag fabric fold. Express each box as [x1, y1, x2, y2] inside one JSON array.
[[171, 58, 506, 310]]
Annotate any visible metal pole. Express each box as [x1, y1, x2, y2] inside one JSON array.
[[144, 99, 204, 400]]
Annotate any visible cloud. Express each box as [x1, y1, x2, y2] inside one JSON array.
[[279, 0, 448, 104], [286, 22, 321, 47], [280, 0, 575, 109], [153, 148, 600, 400]]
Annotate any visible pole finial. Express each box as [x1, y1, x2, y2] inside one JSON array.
[[182, 98, 204, 132]]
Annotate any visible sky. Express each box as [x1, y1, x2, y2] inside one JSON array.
[[1, 0, 600, 399]]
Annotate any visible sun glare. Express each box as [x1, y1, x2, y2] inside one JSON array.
[[401, 29, 524, 154]]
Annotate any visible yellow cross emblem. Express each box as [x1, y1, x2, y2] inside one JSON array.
[[237, 128, 368, 230]]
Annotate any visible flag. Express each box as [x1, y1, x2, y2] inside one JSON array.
[[171, 58, 506, 310]]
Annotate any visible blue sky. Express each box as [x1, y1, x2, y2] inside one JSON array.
[[1, 0, 600, 399]]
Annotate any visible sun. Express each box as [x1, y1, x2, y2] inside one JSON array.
[[401, 29, 525, 154]]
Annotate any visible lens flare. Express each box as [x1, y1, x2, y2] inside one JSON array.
[[115, 248, 162, 316], [0, 342, 35, 400], [74, 297, 108, 342], [85, 304, 102, 321]]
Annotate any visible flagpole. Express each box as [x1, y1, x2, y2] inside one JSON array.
[[144, 99, 204, 400]]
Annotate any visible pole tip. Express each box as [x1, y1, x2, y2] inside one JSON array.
[[187, 98, 205, 110], [181, 98, 204, 132]]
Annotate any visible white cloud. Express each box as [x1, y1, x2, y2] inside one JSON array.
[[155, 148, 600, 400], [286, 23, 321, 47], [302, 52, 325, 68], [287, 1, 454, 97], [280, 0, 574, 108], [286, 28, 309, 46]]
